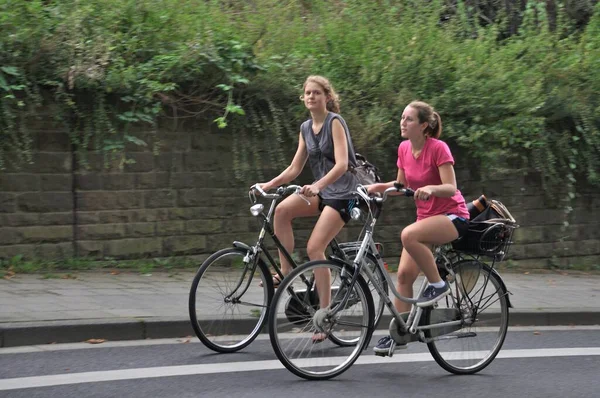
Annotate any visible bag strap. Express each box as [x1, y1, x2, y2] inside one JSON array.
[[307, 117, 356, 174]]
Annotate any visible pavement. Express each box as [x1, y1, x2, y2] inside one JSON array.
[[1, 269, 599, 348]]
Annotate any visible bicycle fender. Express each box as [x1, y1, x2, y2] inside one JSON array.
[[328, 255, 354, 268], [232, 241, 252, 251], [490, 268, 513, 308]]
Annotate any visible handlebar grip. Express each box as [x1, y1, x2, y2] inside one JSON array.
[[404, 188, 415, 197]]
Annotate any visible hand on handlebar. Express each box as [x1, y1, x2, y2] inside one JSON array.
[[413, 186, 433, 201], [299, 184, 320, 197]]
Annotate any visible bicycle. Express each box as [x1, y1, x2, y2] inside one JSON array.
[[267, 183, 518, 380], [188, 184, 389, 353]]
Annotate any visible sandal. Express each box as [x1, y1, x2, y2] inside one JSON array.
[[259, 274, 282, 288], [312, 331, 329, 344]]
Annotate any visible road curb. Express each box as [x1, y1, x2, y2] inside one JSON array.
[[2, 311, 600, 348]]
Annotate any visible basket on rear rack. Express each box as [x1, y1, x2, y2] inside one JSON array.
[[452, 200, 518, 261]]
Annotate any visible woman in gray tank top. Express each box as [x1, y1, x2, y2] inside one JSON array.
[[255, 75, 359, 343]]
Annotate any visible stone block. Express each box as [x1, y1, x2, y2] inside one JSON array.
[[155, 133, 191, 152], [37, 131, 71, 152], [102, 174, 136, 190], [0, 193, 16, 213], [0, 243, 36, 259], [38, 212, 74, 226], [75, 173, 103, 190], [77, 224, 126, 240], [98, 211, 130, 224], [17, 192, 72, 212], [37, 242, 74, 259], [135, 173, 168, 189], [163, 235, 207, 255], [156, 221, 185, 236], [512, 226, 545, 244], [76, 191, 143, 211], [155, 153, 184, 172], [30, 152, 72, 173], [125, 223, 155, 237], [0, 174, 40, 192], [21, 226, 72, 243], [185, 219, 223, 234], [76, 240, 105, 258], [144, 190, 176, 208], [123, 153, 154, 172], [76, 212, 100, 224], [104, 238, 162, 258], [0, 227, 23, 244], [40, 174, 72, 191], [0, 213, 39, 227]]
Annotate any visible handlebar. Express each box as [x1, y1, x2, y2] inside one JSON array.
[[356, 182, 414, 204], [249, 184, 310, 205]]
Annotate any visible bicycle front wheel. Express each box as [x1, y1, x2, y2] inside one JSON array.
[[189, 247, 273, 353], [329, 250, 387, 347], [423, 260, 509, 374], [268, 260, 374, 380]]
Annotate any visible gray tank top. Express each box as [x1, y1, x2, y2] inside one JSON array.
[[300, 112, 359, 200]]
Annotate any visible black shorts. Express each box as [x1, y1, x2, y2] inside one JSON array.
[[318, 196, 359, 224], [447, 214, 469, 238]]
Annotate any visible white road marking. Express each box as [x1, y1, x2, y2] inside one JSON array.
[[1, 347, 600, 391]]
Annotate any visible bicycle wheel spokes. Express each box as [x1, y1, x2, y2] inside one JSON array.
[[426, 261, 509, 374], [190, 248, 271, 352], [269, 261, 373, 380]]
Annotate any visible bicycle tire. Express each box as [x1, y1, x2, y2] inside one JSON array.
[[268, 259, 374, 380], [423, 260, 509, 374], [189, 247, 273, 353], [328, 249, 387, 347]]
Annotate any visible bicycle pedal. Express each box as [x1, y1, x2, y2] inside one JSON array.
[[388, 341, 396, 357], [374, 351, 388, 357]]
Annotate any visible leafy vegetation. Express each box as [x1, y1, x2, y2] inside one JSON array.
[[1, 0, 599, 194]]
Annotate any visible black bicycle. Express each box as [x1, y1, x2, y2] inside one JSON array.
[[188, 184, 388, 353]]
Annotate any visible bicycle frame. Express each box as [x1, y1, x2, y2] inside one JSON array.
[[333, 186, 465, 340]]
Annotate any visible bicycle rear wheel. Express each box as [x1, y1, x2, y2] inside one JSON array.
[[189, 247, 273, 353], [423, 260, 509, 374], [268, 260, 374, 380]]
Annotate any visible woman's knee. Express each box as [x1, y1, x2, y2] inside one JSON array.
[[400, 226, 419, 247], [306, 240, 326, 260], [274, 203, 295, 224]]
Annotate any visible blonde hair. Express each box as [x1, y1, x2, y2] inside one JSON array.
[[302, 75, 341, 113], [408, 101, 443, 139]]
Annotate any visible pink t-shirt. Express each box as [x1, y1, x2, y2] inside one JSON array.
[[397, 138, 469, 221]]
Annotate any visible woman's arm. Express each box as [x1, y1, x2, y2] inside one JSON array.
[[414, 163, 457, 200], [367, 168, 407, 194]]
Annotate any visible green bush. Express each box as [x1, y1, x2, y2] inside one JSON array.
[[1, 0, 599, 195]]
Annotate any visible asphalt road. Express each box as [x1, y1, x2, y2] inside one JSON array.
[[1, 326, 599, 398]]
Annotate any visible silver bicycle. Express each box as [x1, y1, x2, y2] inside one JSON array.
[[268, 183, 517, 380]]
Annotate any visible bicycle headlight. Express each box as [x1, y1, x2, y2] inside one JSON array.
[[350, 207, 362, 220], [250, 204, 264, 217]]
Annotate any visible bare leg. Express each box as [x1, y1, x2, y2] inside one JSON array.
[[273, 194, 320, 275], [394, 248, 421, 313], [401, 215, 459, 284], [306, 206, 346, 310]]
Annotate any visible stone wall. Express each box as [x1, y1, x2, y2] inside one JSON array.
[[1, 118, 599, 269]]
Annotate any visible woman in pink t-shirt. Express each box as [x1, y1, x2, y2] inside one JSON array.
[[367, 101, 470, 355]]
